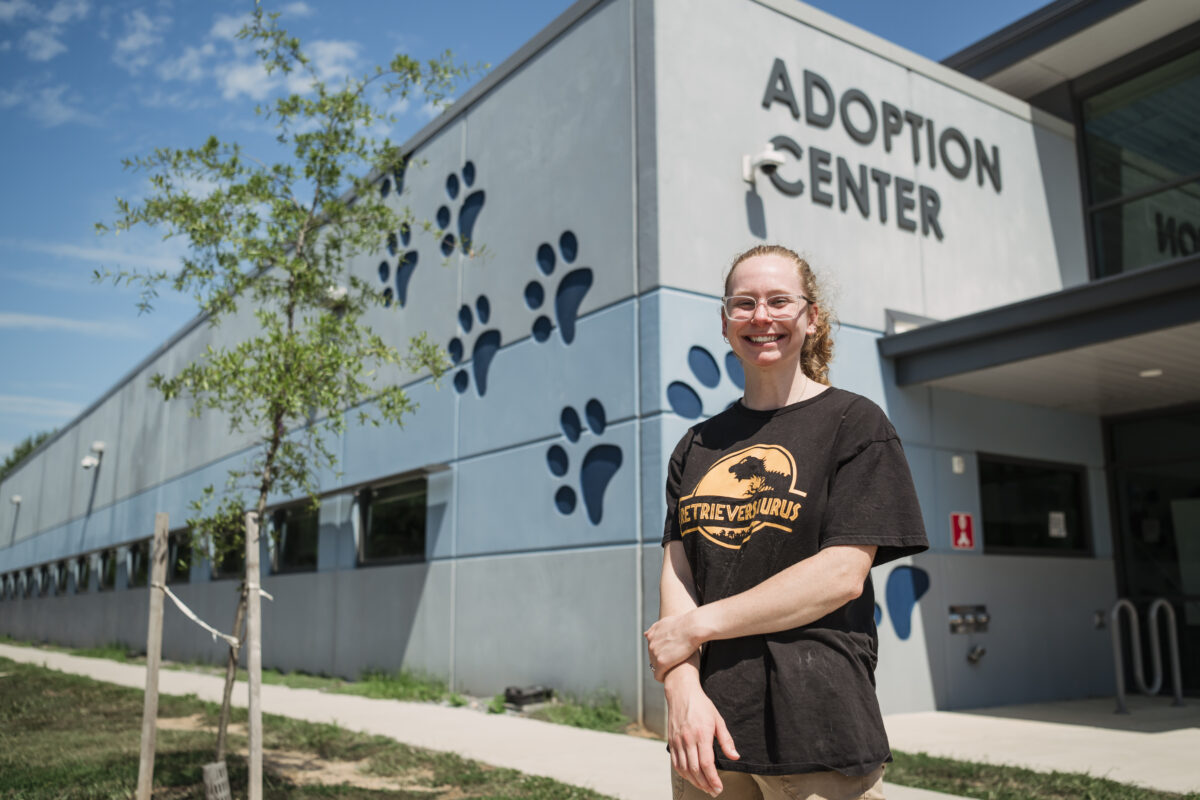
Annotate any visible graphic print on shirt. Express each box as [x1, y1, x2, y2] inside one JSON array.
[[678, 444, 807, 549]]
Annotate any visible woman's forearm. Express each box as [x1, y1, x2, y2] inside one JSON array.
[[672, 544, 875, 656]]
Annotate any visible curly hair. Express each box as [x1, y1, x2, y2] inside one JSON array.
[[724, 244, 836, 385]]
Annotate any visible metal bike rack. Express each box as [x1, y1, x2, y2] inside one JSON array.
[[1110, 597, 1185, 714]]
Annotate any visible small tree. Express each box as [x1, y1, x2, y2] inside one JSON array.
[[1, 429, 56, 484], [97, 4, 471, 763]]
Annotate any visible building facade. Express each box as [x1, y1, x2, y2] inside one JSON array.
[[1, 0, 1197, 730]]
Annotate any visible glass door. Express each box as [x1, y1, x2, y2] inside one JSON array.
[[1109, 406, 1200, 696]]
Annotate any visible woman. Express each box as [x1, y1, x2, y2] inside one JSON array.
[[645, 245, 928, 799]]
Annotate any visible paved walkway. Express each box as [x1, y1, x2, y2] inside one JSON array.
[[3, 643, 1196, 798]]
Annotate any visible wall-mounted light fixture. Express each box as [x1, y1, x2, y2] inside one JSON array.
[[741, 143, 786, 187], [9, 495, 19, 506], [81, 441, 106, 470]]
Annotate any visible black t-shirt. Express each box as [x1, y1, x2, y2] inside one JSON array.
[[662, 387, 928, 776]]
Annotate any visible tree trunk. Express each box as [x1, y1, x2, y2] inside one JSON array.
[[214, 582, 248, 762]]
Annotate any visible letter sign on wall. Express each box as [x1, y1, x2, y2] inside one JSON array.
[[950, 512, 975, 550]]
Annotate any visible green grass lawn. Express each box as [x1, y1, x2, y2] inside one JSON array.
[[0, 656, 615, 799], [4, 637, 1195, 799], [886, 750, 1199, 800]]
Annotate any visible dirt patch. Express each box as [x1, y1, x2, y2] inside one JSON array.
[[155, 714, 444, 792], [623, 722, 663, 740], [157, 713, 246, 738]]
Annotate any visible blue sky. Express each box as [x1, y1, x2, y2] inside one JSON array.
[[0, 0, 1048, 461]]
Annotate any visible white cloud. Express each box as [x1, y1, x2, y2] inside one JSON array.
[[281, 2, 313, 17], [417, 101, 441, 120], [0, 0, 34, 24], [209, 13, 248, 43], [0, 237, 179, 270], [45, 0, 88, 25], [27, 83, 98, 126], [113, 9, 168, 74], [20, 26, 66, 61], [0, 394, 85, 419], [158, 41, 214, 81], [386, 95, 410, 116], [0, 79, 98, 125], [216, 59, 273, 100], [0, 314, 143, 340], [306, 39, 358, 83]]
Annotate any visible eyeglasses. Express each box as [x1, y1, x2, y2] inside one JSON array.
[[721, 294, 812, 321]]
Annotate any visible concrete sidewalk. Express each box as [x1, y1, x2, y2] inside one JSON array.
[[5, 643, 1195, 799]]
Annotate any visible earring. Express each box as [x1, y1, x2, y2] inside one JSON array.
[[722, 335, 729, 343]]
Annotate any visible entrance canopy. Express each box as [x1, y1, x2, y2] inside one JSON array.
[[877, 259, 1200, 416]]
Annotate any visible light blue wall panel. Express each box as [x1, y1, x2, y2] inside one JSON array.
[[453, 418, 637, 557], [930, 388, 1104, 465], [653, 290, 743, 421], [930, 448, 982, 557], [339, 379, 458, 488], [455, 302, 637, 458], [919, 553, 1116, 708], [902, 444, 940, 553], [834, 325, 934, 446]]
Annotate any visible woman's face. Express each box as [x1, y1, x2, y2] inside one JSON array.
[[722, 254, 817, 373]]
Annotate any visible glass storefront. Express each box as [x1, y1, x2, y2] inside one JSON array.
[[1082, 48, 1200, 277]]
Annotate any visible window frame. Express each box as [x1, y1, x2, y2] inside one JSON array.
[[76, 554, 92, 593], [356, 475, 428, 567], [55, 560, 69, 595], [98, 549, 118, 591], [1072, 27, 1200, 280], [167, 530, 192, 585], [978, 452, 1093, 558], [269, 502, 320, 575]]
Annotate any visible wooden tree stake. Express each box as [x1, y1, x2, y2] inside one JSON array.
[[245, 510, 263, 800], [136, 512, 170, 800]]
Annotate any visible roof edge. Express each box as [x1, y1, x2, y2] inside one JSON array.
[[941, 0, 1140, 80]]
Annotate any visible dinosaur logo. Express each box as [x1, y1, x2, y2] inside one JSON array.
[[678, 444, 807, 550]]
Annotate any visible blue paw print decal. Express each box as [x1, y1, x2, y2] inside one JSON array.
[[524, 231, 593, 345], [874, 565, 930, 641], [667, 346, 746, 419], [448, 295, 501, 397], [546, 399, 622, 525], [378, 222, 418, 307], [436, 162, 485, 257]]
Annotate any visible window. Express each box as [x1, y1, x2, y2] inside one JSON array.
[[98, 549, 117, 591], [55, 560, 68, 594], [1081, 49, 1200, 277], [76, 555, 91, 593], [128, 540, 150, 588], [271, 504, 319, 573], [168, 531, 192, 584], [210, 517, 245, 581], [359, 478, 427, 564], [979, 454, 1090, 556]]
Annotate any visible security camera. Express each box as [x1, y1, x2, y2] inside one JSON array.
[[9, 495, 19, 506], [90, 441, 106, 454], [81, 455, 99, 470], [742, 145, 788, 185]]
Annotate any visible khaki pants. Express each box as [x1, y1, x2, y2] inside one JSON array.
[[671, 764, 885, 800]]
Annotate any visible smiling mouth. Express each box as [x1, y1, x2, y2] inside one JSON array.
[[746, 334, 784, 344]]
